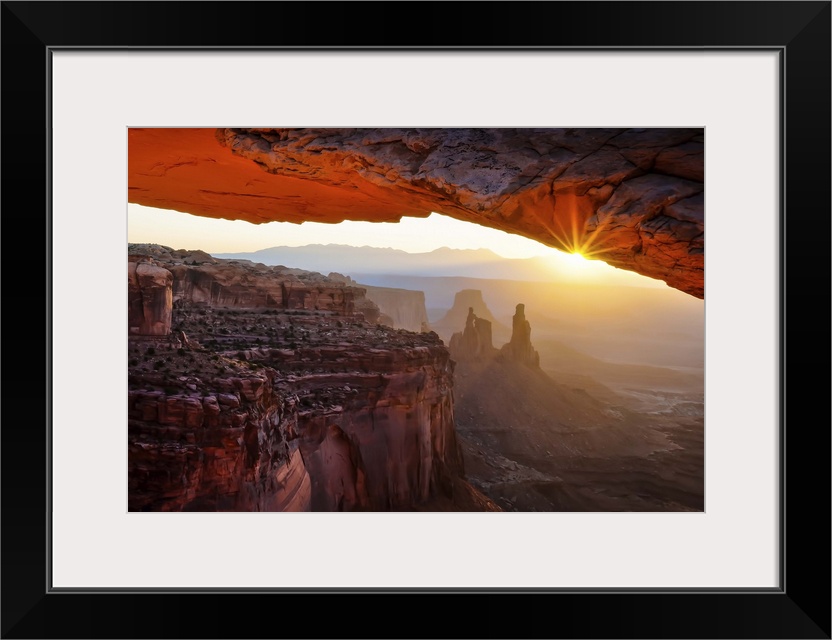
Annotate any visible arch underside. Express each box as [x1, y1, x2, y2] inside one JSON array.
[[128, 128, 704, 298]]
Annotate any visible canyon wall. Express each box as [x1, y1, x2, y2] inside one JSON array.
[[128, 338, 462, 511], [128, 363, 312, 511], [128, 128, 704, 297], [245, 340, 462, 511], [361, 284, 430, 333], [128, 260, 173, 336], [129, 244, 374, 316], [127, 247, 487, 511], [128, 243, 379, 339]]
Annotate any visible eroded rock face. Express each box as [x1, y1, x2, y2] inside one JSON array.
[[259, 340, 462, 511], [128, 128, 704, 297], [501, 304, 540, 368], [449, 307, 496, 362], [129, 244, 377, 317], [361, 285, 430, 333], [326, 273, 425, 329], [129, 337, 461, 511], [128, 360, 313, 511], [432, 289, 508, 344], [127, 247, 487, 511], [128, 260, 173, 335]]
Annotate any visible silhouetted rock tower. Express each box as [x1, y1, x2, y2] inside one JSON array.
[[449, 307, 496, 361], [500, 303, 540, 368]]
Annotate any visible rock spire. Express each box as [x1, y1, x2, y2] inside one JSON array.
[[500, 303, 540, 368]]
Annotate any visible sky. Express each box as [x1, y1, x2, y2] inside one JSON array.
[[127, 203, 667, 288], [129, 204, 559, 257]]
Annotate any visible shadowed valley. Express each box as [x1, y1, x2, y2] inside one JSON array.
[[128, 242, 703, 512]]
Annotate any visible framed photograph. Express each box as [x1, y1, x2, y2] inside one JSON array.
[[3, 1, 829, 638]]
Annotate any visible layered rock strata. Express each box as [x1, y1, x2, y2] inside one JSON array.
[[127, 247, 493, 511], [128, 357, 311, 511], [129, 244, 376, 318], [327, 273, 429, 332], [128, 128, 704, 297], [246, 338, 462, 511], [361, 285, 430, 333], [128, 260, 173, 336]]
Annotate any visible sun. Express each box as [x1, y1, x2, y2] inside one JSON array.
[[538, 248, 607, 281], [557, 250, 597, 275]]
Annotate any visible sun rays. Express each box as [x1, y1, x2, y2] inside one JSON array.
[[545, 192, 612, 261]]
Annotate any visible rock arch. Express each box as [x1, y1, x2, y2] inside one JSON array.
[[128, 127, 704, 298]]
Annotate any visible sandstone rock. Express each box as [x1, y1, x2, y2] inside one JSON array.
[[362, 284, 430, 333], [129, 244, 380, 319], [217, 393, 240, 408], [128, 282, 476, 511], [128, 260, 172, 335], [351, 291, 381, 324], [449, 307, 496, 362], [128, 364, 308, 511], [500, 303, 540, 368], [432, 289, 508, 344], [128, 128, 704, 297]]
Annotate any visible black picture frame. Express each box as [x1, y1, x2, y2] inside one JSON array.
[[2, 2, 829, 638]]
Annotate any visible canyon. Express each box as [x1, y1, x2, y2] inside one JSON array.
[[452, 352, 704, 512], [127, 127, 704, 512], [128, 243, 703, 512], [438, 285, 702, 511], [128, 245, 498, 511]]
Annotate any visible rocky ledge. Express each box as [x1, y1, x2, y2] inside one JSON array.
[[128, 246, 498, 511]]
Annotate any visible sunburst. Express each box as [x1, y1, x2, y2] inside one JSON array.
[[529, 193, 612, 262]]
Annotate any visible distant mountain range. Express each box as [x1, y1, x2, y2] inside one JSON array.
[[213, 244, 562, 282]]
